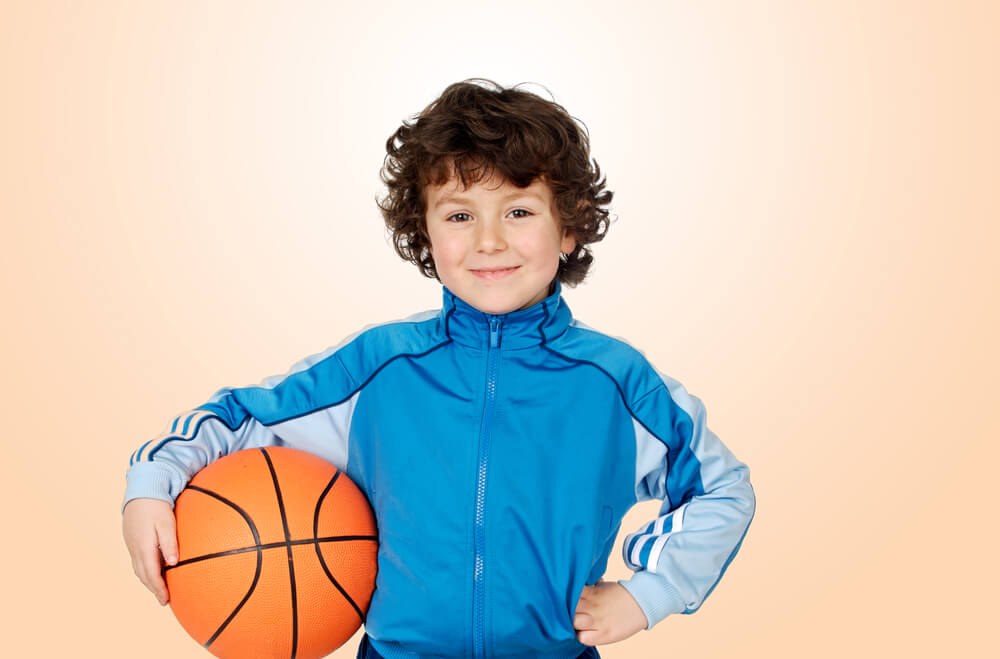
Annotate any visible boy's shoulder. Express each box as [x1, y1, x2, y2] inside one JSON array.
[[557, 317, 670, 404], [269, 307, 443, 389], [335, 305, 446, 359], [562, 317, 655, 363], [352, 307, 443, 340]]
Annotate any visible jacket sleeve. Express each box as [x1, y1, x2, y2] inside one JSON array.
[[121, 326, 371, 515], [617, 369, 756, 629]]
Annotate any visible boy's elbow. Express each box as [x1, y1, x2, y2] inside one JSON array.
[[717, 463, 755, 521], [736, 467, 756, 522]]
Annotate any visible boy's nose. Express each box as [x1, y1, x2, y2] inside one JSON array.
[[475, 219, 507, 253]]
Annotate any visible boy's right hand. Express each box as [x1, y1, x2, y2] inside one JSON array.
[[122, 497, 179, 606]]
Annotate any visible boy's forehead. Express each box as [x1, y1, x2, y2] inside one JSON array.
[[426, 172, 552, 206]]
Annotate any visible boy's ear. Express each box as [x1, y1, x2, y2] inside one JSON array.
[[560, 228, 577, 254]]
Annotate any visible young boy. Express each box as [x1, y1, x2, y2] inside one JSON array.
[[122, 78, 756, 659]]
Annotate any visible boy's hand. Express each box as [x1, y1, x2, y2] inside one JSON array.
[[122, 497, 178, 606], [573, 580, 648, 646]]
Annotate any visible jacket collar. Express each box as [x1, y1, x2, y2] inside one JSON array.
[[440, 278, 573, 350]]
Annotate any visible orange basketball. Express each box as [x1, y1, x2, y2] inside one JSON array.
[[165, 446, 378, 659]]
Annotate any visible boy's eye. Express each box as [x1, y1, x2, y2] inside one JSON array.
[[445, 209, 532, 222]]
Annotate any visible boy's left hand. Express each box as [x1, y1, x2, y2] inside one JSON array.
[[572, 580, 648, 646]]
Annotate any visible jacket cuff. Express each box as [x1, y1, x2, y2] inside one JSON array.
[[618, 570, 688, 630], [121, 462, 180, 514]]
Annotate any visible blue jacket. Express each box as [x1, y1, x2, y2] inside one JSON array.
[[123, 280, 756, 659]]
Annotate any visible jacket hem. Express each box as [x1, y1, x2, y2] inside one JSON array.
[[369, 637, 586, 659]]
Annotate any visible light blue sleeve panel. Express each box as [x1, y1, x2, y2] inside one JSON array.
[[618, 369, 756, 629]]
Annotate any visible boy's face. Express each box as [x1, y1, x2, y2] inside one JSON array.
[[425, 172, 576, 315]]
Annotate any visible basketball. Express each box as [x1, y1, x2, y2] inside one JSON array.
[[164, 446, 378, 659]]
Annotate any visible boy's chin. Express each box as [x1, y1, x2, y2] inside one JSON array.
[[467, 295, 523, 315]]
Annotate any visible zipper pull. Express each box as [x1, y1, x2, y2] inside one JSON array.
[[489, 317, 501, 349]]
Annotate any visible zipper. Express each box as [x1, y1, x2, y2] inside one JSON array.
[[473, 315, 502, 657]]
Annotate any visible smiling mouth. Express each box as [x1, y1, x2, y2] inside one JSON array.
[[470, 266, 520, 280]]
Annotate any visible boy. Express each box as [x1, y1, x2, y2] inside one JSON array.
[[122, 78, 756, 659]]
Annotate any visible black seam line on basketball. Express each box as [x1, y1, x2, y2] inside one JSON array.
[[312, 472, 366, 624], [261, 447, 298, 659], [162, 536, 379, 570], [180, 484, 263, 650]]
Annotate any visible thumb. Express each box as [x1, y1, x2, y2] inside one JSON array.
[[155, 516, 179, 566]]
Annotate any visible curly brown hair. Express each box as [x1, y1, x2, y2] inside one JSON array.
[[375, 78, 613, 287]]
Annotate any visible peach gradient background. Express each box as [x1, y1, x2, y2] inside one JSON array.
[[2, 1, 997, 657]]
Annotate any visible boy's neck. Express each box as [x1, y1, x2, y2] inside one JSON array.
[[440, 279, 571, 349]]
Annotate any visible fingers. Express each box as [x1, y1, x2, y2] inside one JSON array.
[[123, 500, 178, 607], [573, 583, 605, 645], [152, 516, 179, 605], [577, 630, 601, 647], [574, 584, 599, 629], [574, 582, 648, 647], [149, 542, 171, 606], [131, 529, 169, 606], [156, 516, 179, 567]]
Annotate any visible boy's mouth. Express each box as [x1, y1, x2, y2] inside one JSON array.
[[470, 266, 520, 280]]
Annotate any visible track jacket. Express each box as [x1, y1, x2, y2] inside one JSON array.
[[123, 279, 756, 659]]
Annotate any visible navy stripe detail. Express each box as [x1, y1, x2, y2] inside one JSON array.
[[140, 316, 447, 466], [548, 335, 751, 613], [546, 325, 714, 504], [540, 342, 686, 500], [261, 343, 451, 427], [146, 413, 242, 462], [442, 295, 456, 339], [145, 344, 451, 462], [189, 341, 452, 437], [540, 293, 552, 342], [130, 438, 154, 466], [179, 412, 196, 436]]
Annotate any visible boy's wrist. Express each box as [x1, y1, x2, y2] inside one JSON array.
[[122, 462, 180, 514], [617, 571, 688, 629]]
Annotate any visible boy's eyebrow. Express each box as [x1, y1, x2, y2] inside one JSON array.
[[432, 190, 546, 209]]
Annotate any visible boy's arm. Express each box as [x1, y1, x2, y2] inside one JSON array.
[[122, 390, 282, 513], [122, 326, 371, 514], [618, 370, 756, 630]]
